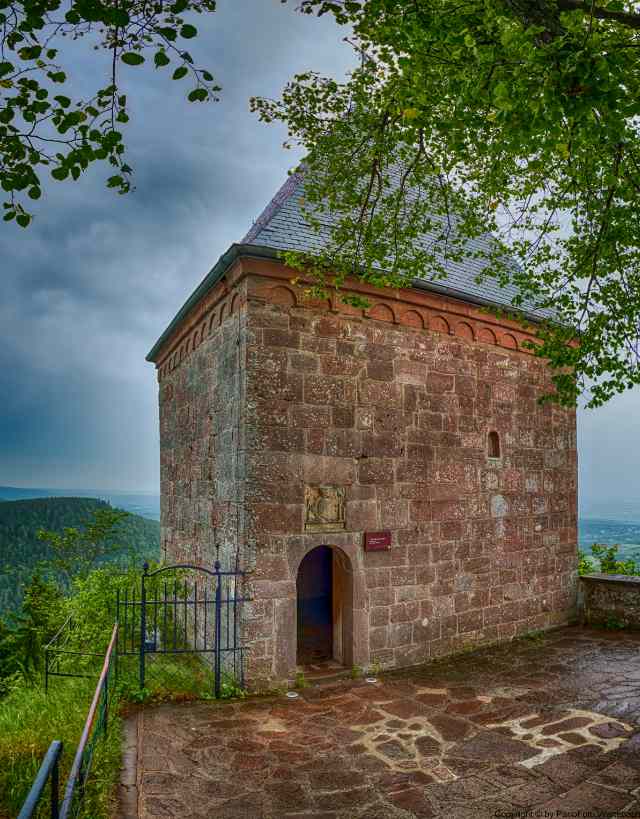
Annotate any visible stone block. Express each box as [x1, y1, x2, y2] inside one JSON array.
[[346, 500, 378, 531], [370, 607, 390, 627], [326, 429, 361, 458], [370, 626, 389, 650], [366, 567, 391, 589], [332, 405, 355, 428], [358, 379, 402, 406], [395, 359, 427, 385], [367, 359, 395, 381], [379, 498, 409, 529], [290, 404, 331, 428], [427, 372, 455, 393], [458, 608, 483, 633], [358, 458, 394, 485], [389, 622, 412, 647], [247, 503, 302, 534], [321, 355, 363, 377], [304, 374, 349, 405], [288, 351, 319, 372], [263, 328, 300, 349], [249, 370, 303, 402]]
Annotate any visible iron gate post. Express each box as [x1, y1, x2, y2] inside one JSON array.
[[140, 563, 148, 690], [214, 560, 221, 698]]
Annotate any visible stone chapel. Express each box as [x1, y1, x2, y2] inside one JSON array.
[[146, 171, 578, 688]]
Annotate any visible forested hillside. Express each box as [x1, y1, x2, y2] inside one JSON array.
[[0, 497, 160, 615]]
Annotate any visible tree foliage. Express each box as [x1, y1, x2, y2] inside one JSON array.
[[254, 0, 640, 407], [37, 504, 132, 583], [0, 0, 220, 225], [578, 541, 639, 575], [0, 496, 160, 613], [0, 574, 65, 690]]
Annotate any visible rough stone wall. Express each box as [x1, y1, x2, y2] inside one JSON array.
[[241, 275, 578, 685], [158, 288, 246, 574], [152, 261, 578, 689], [579, 575, 640, 629]]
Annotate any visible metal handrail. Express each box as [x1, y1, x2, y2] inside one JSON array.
[[44, 616, 105, 692], [44, 616, 73, 652], [59, 623, 118, 819], [17, 740, 63, 819]]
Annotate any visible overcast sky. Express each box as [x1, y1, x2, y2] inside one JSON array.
[[0, 0, 637, 516]]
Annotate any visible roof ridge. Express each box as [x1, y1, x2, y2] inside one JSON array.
[[241, 170, 303, 244]]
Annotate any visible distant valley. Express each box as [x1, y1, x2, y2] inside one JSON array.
[[0, 485, 160, 521], [0, 494, 160, 616]]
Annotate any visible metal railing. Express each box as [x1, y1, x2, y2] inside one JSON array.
[[18, 623, 118, 819], [117, 561, 245, 698], [17, 740, 63, 819], [59, 623, 118, 818], [44, 617, 105, 693]]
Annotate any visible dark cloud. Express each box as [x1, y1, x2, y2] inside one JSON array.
[[0, 1, 354, 491]]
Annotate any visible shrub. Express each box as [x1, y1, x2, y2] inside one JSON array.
[[579, 543, 640, 577]]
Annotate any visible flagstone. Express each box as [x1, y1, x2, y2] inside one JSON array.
[[119, 627, 640, 819]]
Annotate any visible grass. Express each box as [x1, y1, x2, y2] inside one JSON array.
[[294, 670, 308, 689], [1, 652, 248, 819], [0, 677, 122, 819]]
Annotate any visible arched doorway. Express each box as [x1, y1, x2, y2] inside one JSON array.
[[296, 545, 354, 668]]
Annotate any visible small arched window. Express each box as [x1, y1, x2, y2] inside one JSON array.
[[488, 430, 501, 459]]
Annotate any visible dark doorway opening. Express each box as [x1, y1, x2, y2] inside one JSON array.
[[297, 545, 333, 664]]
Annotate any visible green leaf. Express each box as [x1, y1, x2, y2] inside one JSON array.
[[187, 87, 207, 102], [111, 8, 130, 26], [28, 186, 41, 200], [180, 24, 197, 39], [54, 95, 71, 108], [18, 46, 41, 60], [154, 51, 170, 68], [3, 211, 15, 221], [173, 66, 188, 80], [157, 26, 177, 41], [51, 167, 68, 180], [16, 213, 31, 227], [121, 53, 145, 66]]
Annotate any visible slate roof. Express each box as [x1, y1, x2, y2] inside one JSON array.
[[147, 170, 551, 362], [242, 170, 550, 320]]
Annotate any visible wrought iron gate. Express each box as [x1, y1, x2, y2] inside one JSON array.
[[116, 560, 246, 698]]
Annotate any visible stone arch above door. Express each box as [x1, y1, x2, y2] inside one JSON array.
[[270, 540, 368, 679]]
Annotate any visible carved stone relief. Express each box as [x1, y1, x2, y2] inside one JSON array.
[[304, 486, 346, 532]]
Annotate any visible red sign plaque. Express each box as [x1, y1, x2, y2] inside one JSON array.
[[364, 531, 392, 551]]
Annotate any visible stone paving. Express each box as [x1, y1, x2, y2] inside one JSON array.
[[119, 627, 640, 818]]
